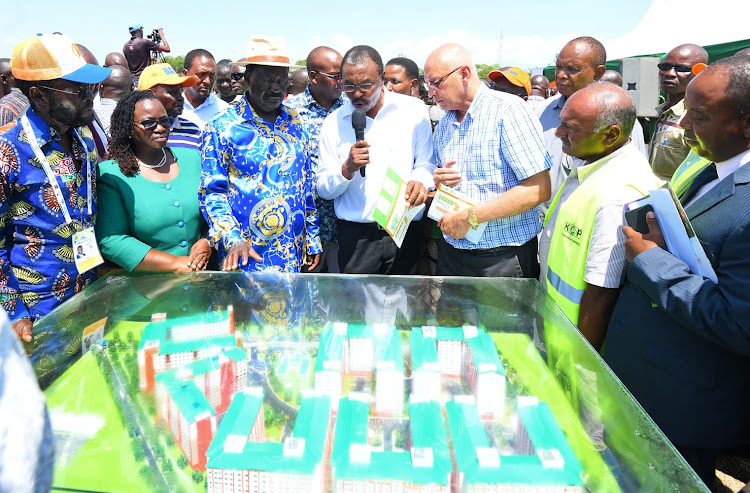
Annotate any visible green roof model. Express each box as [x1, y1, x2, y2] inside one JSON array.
[[206, 389, 332, 474], [137, 311, 234, 355], [445, 396, 584, 488], [330, 396, 452, 485]]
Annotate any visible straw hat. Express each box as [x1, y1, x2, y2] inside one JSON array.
[[234, 35, 301, 69]]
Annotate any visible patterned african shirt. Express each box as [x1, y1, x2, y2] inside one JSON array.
[[284, 87, 346, 244], [199, 96, 321, 273], [0, 107, 98, 323]]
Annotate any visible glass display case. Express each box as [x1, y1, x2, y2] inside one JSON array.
[[29, 271, 708, 493]]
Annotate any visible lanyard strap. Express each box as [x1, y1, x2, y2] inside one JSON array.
[[21, 114, 92, 224]]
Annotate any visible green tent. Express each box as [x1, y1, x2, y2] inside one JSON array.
[[543, 38, 750, 81]]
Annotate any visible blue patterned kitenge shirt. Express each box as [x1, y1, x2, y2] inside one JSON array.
[[199, 97, 322, 273], [0, 108, 98, 322], [284, 87, 345, 244]]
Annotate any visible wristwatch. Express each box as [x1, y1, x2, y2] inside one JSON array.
[[466, 207, 479, 227]]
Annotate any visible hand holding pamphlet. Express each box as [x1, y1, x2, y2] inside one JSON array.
[[373, 167, 425, 248], [427, 184, 487, 244]]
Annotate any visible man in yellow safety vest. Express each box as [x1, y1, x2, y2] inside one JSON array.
[[539, 81, 659, 350]]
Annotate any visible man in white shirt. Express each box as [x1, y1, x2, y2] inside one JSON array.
[[317, 45, 435, 274], [181, 49, 229, 129]]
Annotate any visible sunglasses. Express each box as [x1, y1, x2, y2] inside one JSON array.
[[134, 117, 172, 131], [657, 63, 693, 73], [38, 84, 95, 99], [231, 72, 245, 81], [342, 76, 381, 94]]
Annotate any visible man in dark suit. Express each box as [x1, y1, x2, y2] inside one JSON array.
[[603, 55, 750, 486]]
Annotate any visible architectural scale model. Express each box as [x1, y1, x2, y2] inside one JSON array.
[[445, 395, 584, 492], [154, 347, 248, 470], [410, 325, 506, 419], [137, 308, 239, 391], [205, 388, 334, 493], [330, 394, 453, 493], [314, 322, 404, 415]]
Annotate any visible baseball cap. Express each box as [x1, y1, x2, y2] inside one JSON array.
[[488, 67, 531, 96], [128, 23, 143, 33], [137, 63, 198, 90], [11, 33, 111, 84]]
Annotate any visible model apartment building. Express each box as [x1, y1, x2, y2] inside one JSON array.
[[154, 347, 248, 470], [205, 388, 334, 493], [138, 308, 240, 391]]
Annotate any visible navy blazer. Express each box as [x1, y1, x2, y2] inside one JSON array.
[[604, 160, 750, 448]]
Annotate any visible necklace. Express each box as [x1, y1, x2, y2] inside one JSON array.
[[138, 149, 167, 169]]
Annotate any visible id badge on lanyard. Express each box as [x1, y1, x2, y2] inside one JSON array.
[[21, 115, 103, 273]]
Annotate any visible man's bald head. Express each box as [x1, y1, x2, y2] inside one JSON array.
[[307, 46, 341, 72], [425, 43, 476, 77], [100, 65, 133, 101], [600, 70, 623, 87], [555, 37, 607, 98], [530, 75, 550, 98], [104, 52, 128, 68], [0, 58, 14, 96], [75, 44, 99, 66], [735, 47, 750, 57], [424, 43, 481, 117], [556, 81, 636, 161], [667, 44, 709, 65], [291, 68, 309, 96]]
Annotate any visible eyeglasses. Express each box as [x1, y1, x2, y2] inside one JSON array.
[[342, 76, 381, 94], [134, 117, 172, 131], [657, 63, 694, 73], [426, 66, 462, 89], [38, 84, 95, 99], [315, 71, 342, 82], [230, 72, 245, 81]]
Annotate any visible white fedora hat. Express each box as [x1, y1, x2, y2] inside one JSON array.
[[234, 35, 301, 69]]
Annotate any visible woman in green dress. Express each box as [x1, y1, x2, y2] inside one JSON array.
[[96, 90, 212, 272]]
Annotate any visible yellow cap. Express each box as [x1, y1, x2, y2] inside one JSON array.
[[488, 67, 531, 96], [138, 63, 197, 90]]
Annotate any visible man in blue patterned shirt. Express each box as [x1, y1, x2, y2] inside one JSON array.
[[425, 43, 552, 278], [200, 35, 321, 273], [285, 46, 346, 273], [0, 34, 111, 342]]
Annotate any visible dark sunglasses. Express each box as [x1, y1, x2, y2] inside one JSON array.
[[657, 63, 693, 73], [231, 72, 245, 81], [134, 117, 171, 131], [38, 84, 95, 99]]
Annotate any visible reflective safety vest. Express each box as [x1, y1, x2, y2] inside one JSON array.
[[544, 145, 658, 325], [670, 149, 711, 199]]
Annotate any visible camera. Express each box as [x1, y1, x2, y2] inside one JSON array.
[[147, 29, 161, 44]]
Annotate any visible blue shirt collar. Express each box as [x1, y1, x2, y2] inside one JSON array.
[[24, 106, 60, 147]]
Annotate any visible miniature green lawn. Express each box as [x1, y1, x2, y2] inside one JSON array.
[[46, 320, 203, 493]]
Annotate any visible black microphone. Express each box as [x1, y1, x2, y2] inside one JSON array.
[[351, 108, 367, 177]]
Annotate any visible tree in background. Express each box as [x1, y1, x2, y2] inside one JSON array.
[[164, 55, 185, 73]]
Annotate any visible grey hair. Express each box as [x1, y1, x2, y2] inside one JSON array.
[[590, 81, 636, 138]]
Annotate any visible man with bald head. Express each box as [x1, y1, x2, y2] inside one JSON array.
[[649, 43, 709, 181], [94, 65, 133, 136], [289, 68, 309, 96], [538, 37, 647, 213], [604, 55, 750, 484], [286, 46, 346, 272], [599, 69, 623, 86], [425, 43, 552, 278], [525, 74, 549, 113], [539, 82, 658, 348], [103, 52, 128, 68], [0, 58, 28, 126]]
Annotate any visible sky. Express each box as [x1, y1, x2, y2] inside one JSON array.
[[2, 0, 748, 71]]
